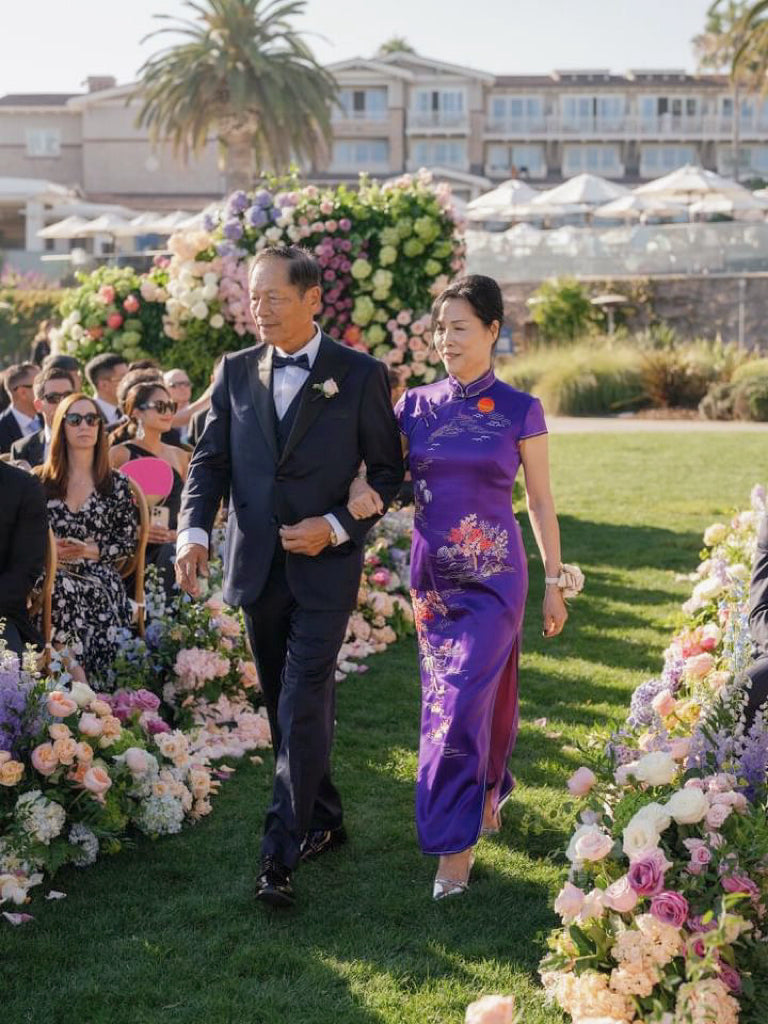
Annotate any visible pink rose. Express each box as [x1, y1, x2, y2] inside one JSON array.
[[573, 829, 613, 862], [131, 689, 160, 712], [140, 713, 171, 735], [553, 881, 585, 921], [685, 652, 716, 679], [83, 765, 112, 799], [567, 766, 597, 797], [650, 889, 689, 927], [602, 874, 639, 913], [683, 838, 711, 875], [706, 803, 732, 829], [669, 737, 691, 761], [371, 568, 392, 588], [123, 294, 140, 313], [31, 742, 58, 776], [721, 872, 759, 897], [628, 849, 669, 895], [125, 747, 150, 774], [718, 963, 742, 994], [98, 285, 115, 304], [78, 713, 103, 737], [651, 689, 677, 717], [47, 691, 77, 718], [106, 312, 123, 330], [464, 995, 517, 1024]]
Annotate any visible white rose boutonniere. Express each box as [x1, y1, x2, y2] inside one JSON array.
[[313, 377, 339, 399]]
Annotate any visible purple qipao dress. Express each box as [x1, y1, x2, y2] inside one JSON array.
[[395, 369, 547, 855]]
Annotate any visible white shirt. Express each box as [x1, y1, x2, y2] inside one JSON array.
[[177, 324, 348, 557], [11, 407, 39, 437], [94, 396, 119, 423], [43, 424, 52, 460]]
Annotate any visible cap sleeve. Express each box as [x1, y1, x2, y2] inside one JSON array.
[[520, 396, 547, 440]]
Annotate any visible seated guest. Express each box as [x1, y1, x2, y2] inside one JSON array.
[[0, 363, 41, 453], [746, 514, 768, 727], [42, 353, 83, 392], [109, 380, 190, 593], [35, 393, 139, 684], [114, 368, 182, 447], [85, 352, 129, 426], [0, 459, 48, 656], [163, 368, 194, 442], [10, 366, 75, 468]]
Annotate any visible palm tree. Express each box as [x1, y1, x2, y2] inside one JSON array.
[[376, 37, 416, 56], [135, 0, 338, 192]]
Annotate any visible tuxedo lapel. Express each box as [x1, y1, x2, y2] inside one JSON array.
[[246, 345, 279, 461], [278, 334, 350, 466]]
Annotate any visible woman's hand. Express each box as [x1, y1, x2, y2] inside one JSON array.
[[147, 524, 173, 545], [347, 477, 384, 520], [543, 585, 568, 638], [56, 538, 89, 563]]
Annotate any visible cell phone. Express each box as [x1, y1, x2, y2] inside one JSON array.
[[151, 506, 170, 530]]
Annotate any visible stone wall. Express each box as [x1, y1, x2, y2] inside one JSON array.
[[501, 273, 768, 350]]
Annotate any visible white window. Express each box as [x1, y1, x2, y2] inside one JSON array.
[[487, 144, 509, 172], [412, 88, 466, 125], [411, 139, 466, 167], [25, 129, 61, 157], [332, 139, 389, 169], [719, 145, 768, 176], [596, 95, 625, 125], [511, 145, 545, 176], [334, 87, 388, 120], [640, 144, 697, 176], [489, 95, 543, 125], [562, 144, 622, 176], [561, 96, 595, 127]]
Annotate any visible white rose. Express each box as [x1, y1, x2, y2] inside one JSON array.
[[633, 751, 677, 787], [664, 787, 709, 825], [728, 563, 749, 582], [203, 272, 219, 286], [703, 523, 727, 546], [191, 301, 209, 320], [633, 801, 671, 834], [693, 576, 724, 603], [210, 313, 225, 329], [69, 681, 97, 708], [201, 282, 218, 301], [124, 747, 150, 775], [70, 324, 84, 340], [622, 817, 660, 860], [265, 226, 283, 242]]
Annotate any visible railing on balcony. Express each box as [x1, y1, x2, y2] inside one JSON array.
[[485, 115, 768, 137], [331, 108, 389, 123], [407, 111, 469, 131]]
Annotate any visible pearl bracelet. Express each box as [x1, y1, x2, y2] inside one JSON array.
[[544, 574, 562, 586]]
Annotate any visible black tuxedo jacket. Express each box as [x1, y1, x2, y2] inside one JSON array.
[[178, 334, 404, 611], [750, 513, 768, 657], [10, 428, 45, 468], [0, 461, 48, 645], [0, 408, 25, 454], [187, 407, 209, 448]]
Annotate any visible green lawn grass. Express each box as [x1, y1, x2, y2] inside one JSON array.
[[2, 433, 765, 1024]]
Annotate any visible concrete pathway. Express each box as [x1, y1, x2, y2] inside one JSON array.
[[549, 415, 768, 433]]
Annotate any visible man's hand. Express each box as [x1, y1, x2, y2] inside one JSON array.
[[347, 477, 384, 520], [175, 542, 209, 596], [280, 517, 332, 557]]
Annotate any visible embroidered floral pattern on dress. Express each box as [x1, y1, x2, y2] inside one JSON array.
[[425, 407, 512, 452], [436, 514, 512, 582], [411, 590, 464, 751]]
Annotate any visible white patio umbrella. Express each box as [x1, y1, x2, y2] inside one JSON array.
[[37, 215, 91, 239], [466, 179, 538, 220], [593, 193, 686, 221], [503, 222, 544, 246], [635, 163, 748, 201], [152, 210, 196, 233], [120, 211, 168, 235], [689, 192, 768, 219], [78, 213, 134, 238], [530, 173, 629, 208]]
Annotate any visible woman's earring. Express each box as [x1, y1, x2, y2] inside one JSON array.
[[135, 418, 145, 441]]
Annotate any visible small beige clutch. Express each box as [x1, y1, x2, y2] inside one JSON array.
[[558, 564, 585, 599]]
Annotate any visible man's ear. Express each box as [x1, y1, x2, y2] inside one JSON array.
[[33, 397, 44, 414], [307, 284, 323, 316]]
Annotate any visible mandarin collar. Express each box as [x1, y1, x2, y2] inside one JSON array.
[[448, 367, 496, 399]]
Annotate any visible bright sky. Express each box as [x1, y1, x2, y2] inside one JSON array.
[[3, 0, 717, 96]]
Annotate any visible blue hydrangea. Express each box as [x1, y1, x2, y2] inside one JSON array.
[[246, 206, 268, 229], [227, 190, 249, 214], [253, 189, 272, 208], [223, 219, 244, 241]]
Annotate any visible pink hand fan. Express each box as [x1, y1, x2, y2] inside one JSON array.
[[119, 457, 174, 508]]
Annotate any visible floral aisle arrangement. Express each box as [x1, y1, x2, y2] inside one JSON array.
[[50, 265, 169, 367], [539, 485, 768, 1024], [56, 172, 464, 390]]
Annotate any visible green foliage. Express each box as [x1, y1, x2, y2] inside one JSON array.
[[641, 348, 717, 408], [528, 277, 601, 343], [0, 288, 65, 365]]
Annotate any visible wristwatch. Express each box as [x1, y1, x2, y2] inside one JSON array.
[[328, 524, 339, 547]]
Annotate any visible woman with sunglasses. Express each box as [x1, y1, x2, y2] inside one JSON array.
[[35, 393, 139, 684], [109, 381, 190, 594]]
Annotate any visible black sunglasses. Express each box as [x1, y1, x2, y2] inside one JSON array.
[[138, 400, 177, 415], [43, 391, 74, 405], [64, 412, 101, 427]]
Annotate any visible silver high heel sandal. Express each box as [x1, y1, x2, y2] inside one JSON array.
[[432, 853, 475, 901]]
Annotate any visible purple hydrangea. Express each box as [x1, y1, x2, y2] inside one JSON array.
[[246, 206, 268, 229], [145, 620, 164, 650], [227, 190, 249, 214], [223, 219, 244, 241], [203, 212, 219, 232], [626, 676, 667, 729], [0, 651, 34, 757], [253, 189, 272, 208]]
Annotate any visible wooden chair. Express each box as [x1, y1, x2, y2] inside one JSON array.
[[0, 453, 12, 463], [116, 476, 150, 638], [27, 527, 58, 667]]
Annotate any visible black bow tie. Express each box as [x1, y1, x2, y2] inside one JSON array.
[[273, 352, 310, 371]]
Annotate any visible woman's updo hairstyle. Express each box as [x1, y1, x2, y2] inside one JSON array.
[[430, 274, 505, 345], [110, 380, 170, 446]]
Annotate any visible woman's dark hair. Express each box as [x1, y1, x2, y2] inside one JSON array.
[[37, 392, 113, 499], [431, 275, 504, 340], [249, 245, 321, 295], [116, 368, 163, 411], [111, 381, 171, 446]]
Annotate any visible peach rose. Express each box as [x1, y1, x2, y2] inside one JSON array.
[[685, 653, 716, 680], [52, 738, 78, 766], [90, 699, 112, 718], [67, 762, 89, 785], [651, 689, 677, 718], [31, 742, 59, 776], [47, 690, 78, 717], [78, 713, 103, 737], [567, 766, 597, 796], [0, 760, 24, 786], [83, 765, 112, 799], [48, 723, 71, 741], [465, 995, 517, 1024], [0, 752, 10, 765], [75, 741, 94, 763]]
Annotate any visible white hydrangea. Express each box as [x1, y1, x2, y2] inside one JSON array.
[[134, 792, 186, 836], [68, 823, 100, 867], [16, 790, 66, 845]]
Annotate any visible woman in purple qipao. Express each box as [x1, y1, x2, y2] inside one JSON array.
[[394, 276, 567, 899]]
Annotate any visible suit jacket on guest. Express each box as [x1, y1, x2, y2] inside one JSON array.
[[750, 513, 768, 657], [178, 334, 404, 611], [10, 428, 45, 468], [187, 407, 209, 448], [0, 407, 24, 454], [0, 460, 48, 646]]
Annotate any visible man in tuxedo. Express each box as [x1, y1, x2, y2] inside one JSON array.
[[0, 363, 41, 453], [176, 245, 403, 908], [10, 367, 75, 467], [745, 513, 768, 727], [85, 352, 129, 425], [42, 353, 83, 392], [0, 459, 48, 656]]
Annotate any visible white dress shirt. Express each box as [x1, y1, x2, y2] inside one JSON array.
[[12, 407, 39, 437], [177, 325, 348, 557], [94, 396, 119, 423]]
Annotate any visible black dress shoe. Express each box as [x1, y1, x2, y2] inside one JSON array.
[[299, 825, 348, 863], [255, 857, 294, 908]]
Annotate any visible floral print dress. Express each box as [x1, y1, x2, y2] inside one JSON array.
[[43, 472, 138, 685], [395, 369, 547, 855]]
